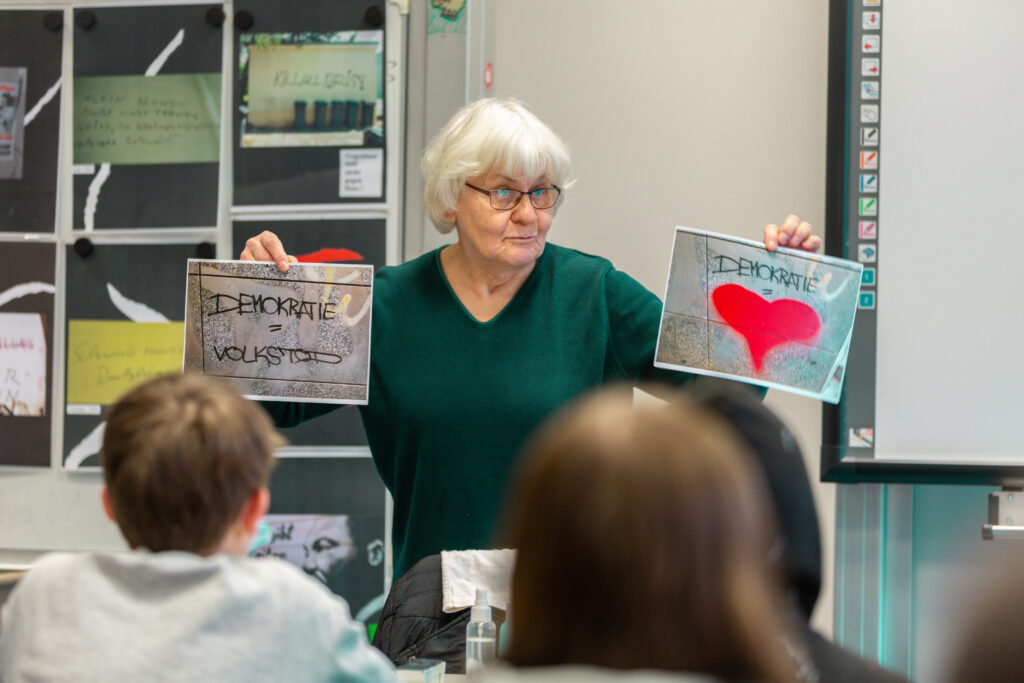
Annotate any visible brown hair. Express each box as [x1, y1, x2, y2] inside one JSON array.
[[500, 387, 796, 682], [101, 372, 283, 554]]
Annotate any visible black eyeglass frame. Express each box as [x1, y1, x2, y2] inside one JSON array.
[[464, 182, 562, 211]]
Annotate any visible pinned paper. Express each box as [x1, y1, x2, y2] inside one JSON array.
[[183, 260, 373, 403], [655, 226, 863, 404], [66, 320, 184, 405], [0, 313, 47, 416], [73, 73, 221, 165]]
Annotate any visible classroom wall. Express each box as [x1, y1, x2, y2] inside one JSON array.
[[486, 0, 835, 636]]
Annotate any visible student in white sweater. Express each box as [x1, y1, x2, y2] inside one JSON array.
[[0, 373, 397, 683]]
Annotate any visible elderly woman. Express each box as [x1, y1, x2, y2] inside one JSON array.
[[490, 387, 798, 682], [242, 97, 819, 580]]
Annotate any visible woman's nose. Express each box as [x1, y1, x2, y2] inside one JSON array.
[[511, 195, 537, 222]]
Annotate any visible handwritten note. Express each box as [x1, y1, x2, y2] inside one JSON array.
[[654, 226, 862, 404], [339, 149, 383, 197], [66, 320, 185, 405], [73, 73, 221, 165], [0, 313, 47, 416], [184, 260, 373, 403]]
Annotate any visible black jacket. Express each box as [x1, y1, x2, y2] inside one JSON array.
[[371, 554, 470, 673]]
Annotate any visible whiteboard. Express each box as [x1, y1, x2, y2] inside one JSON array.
[[825, 0, 1024, 474], [874, 0, 1024, 462]]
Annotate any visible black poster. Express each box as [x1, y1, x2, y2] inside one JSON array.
[[0, 241, 56, 467], [232, 217, 387, 446], [62, 241, 205, 468], [72, 4, 222, 229], [232, 0, 387, 207], [0, 10, 63, 232], [258, 456, 387, 622]]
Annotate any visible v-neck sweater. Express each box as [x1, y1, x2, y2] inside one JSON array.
[[267, 243, 695, 578]]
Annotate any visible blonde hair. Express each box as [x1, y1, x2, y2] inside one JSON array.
[[421, 97, 572, 233]]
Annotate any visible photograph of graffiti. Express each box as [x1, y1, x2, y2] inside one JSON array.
[[655, 226, 862, 403], [238, 31, 383, 148], [250, 512, 385, 623], [184, 260, 373, 403], [0, 242, 55, 467]]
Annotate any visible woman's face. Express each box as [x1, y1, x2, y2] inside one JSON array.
[[445, 171, 555, 273]]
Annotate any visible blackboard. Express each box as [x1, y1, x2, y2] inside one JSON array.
[[821, 0, 1024, 483]]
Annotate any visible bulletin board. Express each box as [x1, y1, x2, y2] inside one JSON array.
[[0, 0, 403, 571], [821, 0, 1024, 483]]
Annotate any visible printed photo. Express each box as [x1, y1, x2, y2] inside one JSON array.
[[655, 226, 863, 403], [0, 67, 27, 179], [250, 513, 385, 621], [184, 259, 373, 403], [239, 31, 384, 148]]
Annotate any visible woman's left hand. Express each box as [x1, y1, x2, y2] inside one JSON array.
[[763, 214, 821, 253]]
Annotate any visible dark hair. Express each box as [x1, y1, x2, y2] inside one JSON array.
[[690, 382, 823, 620], [101, 373, 283, 554], [500, 387, 796, 682], [950, 559, 1024, 682]]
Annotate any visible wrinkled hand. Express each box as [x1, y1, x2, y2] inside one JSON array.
[[763, 214, 821, 253], [239, 231, 297, 272]]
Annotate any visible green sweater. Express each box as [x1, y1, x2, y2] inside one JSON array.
[[268, 244, 695, 578]]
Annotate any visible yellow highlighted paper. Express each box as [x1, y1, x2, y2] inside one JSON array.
[[66, 320, 184, 405]]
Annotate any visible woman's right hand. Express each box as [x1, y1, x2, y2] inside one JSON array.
[[240, 231, 297, 272]]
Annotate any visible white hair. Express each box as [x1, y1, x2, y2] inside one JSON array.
[[421, 97, 572, 234]]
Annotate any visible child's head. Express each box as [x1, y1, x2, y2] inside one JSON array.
[[101, 372, 283, 555]]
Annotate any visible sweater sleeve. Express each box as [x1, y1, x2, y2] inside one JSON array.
[[261, 400, 345, 429], [602, 267, 696, 387]]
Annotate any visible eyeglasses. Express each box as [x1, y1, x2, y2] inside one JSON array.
[[465, 182, 562, 211]]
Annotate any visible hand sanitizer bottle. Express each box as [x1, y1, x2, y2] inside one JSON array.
[[465, 588, 497, 673]]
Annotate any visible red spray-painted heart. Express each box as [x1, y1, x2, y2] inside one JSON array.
[[296, 247, 365, 263], [710, 283, 821, 371]]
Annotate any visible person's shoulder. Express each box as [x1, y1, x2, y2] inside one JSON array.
[[2, 552, 98, 611], [803, 627, 911, 683], [16, 551, 91, 584], [237, 555, 348, 610], [372, 248, 441, 306], [376, 249, 437, 285], [476, 664, 718, 683], [543, 243, 615, 274]]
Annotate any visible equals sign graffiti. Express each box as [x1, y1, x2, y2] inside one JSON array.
[[761, 288, 774, 296], [269, 324, 282, 332]]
